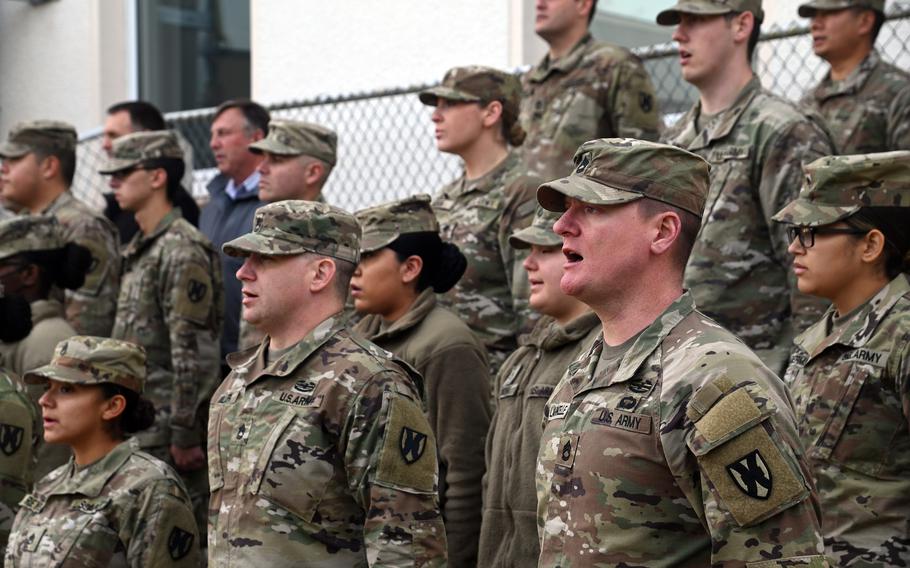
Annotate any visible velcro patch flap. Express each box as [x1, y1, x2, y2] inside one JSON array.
[[688, 383, 768, 456], [375, 392, 437, 495]]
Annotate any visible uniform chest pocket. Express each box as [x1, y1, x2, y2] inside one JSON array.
[[22, 498, 117, 567], [551, 90, 599, 142], [702, 146, 753, 228], [811, 361, 897, 475], [248, 409, 334, 523]]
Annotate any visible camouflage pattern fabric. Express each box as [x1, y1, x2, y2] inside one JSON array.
[[24, 335, 148, 393], [419, 66, 522, 121], [0, 120, 76, 160], [248, 119, 338, 165], [662, 77, 834, 375], [797, 0, 885, 17], [0, 370, 38, 560], [41, 191, 121, 337], [783, 274, 910, 565], [356, 194, 438, 254], [773, 150, 910, 226], [0, 215, 64, 260], [518, 33, 661, 182], [354, 289, 490, 568], [113, 208, 223, 449], [508, 206, 564, 249], [5, 440, 200, 567], [801, 50, 910, 154], [99, 130, 184, 174], [479, 312, 600, 568], [656, 0, 765, 25], [208, 314, 447, 566], [536, 292, 830, 566], [433, 151, 539, 371]]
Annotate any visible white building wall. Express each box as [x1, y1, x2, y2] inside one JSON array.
[[0, 0, 131, 138]]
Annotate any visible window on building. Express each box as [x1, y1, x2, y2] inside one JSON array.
[[137, 0, 250, 113]]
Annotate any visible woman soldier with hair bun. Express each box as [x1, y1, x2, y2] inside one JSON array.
[[5, 336, 200, 567], [351, 195, 491, 568], [774, 151, 910, 566], [419, 65, 541, 374]]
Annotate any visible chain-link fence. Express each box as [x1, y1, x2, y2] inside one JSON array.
[[73, 3, 910, 213]]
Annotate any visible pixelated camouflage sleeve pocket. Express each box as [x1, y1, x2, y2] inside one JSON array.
[[172, 263, 214, 325], [686, 379, 808, 528], [375, 392, 437, 495], [0, 400, 35, 484]]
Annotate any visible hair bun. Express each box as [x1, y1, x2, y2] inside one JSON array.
[[430, 242, 467, 293]]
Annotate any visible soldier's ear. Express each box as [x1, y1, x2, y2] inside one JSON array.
[[100, 393, 127, 423], [37, 154, 61, 181], [308, 257, 337, 294], [859, 228, 887, 267], [400, 255, 423, 286], [482, 100, 504, 129]]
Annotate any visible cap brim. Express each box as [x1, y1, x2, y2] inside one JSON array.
[[508, 226, 562, 249], [418, 87, 482, 106], [248, 138, 302, 156], [222, 232, 311, 258], [359, 232, 397, 255], [0, 142, 31, 159], [24, 364, 95, 386], [537, 175, 643, 212], [656, 5, 733, 25], [98, 157, 141, 174], [772, 198, 859, 227]]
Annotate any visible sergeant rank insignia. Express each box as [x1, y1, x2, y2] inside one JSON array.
[[726, 449, 772, 500]]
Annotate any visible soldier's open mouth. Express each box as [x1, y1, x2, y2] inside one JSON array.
[[564, 249, 583, 263]]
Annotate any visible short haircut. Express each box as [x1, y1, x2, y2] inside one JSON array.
[[637, 199, 702, 271], [143, 157, 185, 203], [332, 258, 357, 301], [725, 11, 762, 63], [213, 99, 271, 137], [588, 0, 599, 25], [32, 145, 76, 187], [851, 7, 886, 44], [299, 155, 334, 190], [106, 101, 166, 132]]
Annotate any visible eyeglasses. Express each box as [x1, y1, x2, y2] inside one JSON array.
[[109, 166, 146, 181], [786, 225, 867, 248]]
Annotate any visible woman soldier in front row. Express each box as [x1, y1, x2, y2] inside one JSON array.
[[5, 336, 200, 567], [773, 151, 910, 567]]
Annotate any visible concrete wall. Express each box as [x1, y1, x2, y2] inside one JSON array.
[[0, 0, 131, 138]]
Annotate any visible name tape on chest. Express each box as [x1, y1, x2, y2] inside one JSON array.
[[591, 408, 653, 435], [837, 348, 890, 368], [274, 392, 324, 408]]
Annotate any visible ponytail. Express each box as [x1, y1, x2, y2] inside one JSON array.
[[387, 232, 467, 293]]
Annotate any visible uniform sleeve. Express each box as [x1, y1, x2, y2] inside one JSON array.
[[126, 479, 201, 567], [62, 216, 121, 337], [675, 368, 828, 565], [0, 374, 38, 558], [602, 56, 662, 142], [342, 371, 447, 567], [500, 176, 540, 336], [887, 85, 910, 151], [161, 245, 224, 448], [422, 344, 491, 567], [757, 119, 834, 334]]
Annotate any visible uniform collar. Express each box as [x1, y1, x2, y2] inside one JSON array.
[[797, 273, 910, 361], [528, 33, 594, 83], [39, 191, 75, 216], [524, 311, 600, 351], [572, 292, 694, 394], [445, 151, 518, 200], [227, 313, 346, 386], [670, 77, 762, 151], [122, 208, 181, 259], [355, 288, 437, 343], [47, 439, 135, 498], [813, 49, 881, 101]]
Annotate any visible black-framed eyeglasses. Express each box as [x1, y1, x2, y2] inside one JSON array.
[[109, 166, 146, 181], [787, 226, 867, 248]]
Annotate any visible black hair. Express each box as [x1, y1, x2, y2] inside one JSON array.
[[106, 101, 167, 131], [850, 7, 886, 44], [99, 383, 156, 436], [725, 11, 762, 62], [213, 98, 271, 136], [17, 242, 92, 296], [844, 207, 910, 279], [142, 157, 186, 202], [0, 296, 32, 342], [637, 199, 702, 270], [588, 0, 599, 25], [32, 145, 76, 187], [386, 232, 467, 293]]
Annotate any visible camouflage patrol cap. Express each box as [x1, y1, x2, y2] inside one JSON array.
[[418, 66, 522, 119], [0, 120, 77, 159], [509, 206, 563, 249], [537, 138, 710, 218], [99, 130, 184, 174], [773, 151, 910, 227], [0, 216, 64, 262], [656, 0, 765, 25], [223, 200, 361, 263], [248, 119, 338, 165], [24, 336, 147, 394], [797, 0, 884, 17], [356, 194, 439, 254]]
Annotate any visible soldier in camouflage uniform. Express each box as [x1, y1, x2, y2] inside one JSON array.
[[520, 0, 661, 182], [534, 139, 828, 566], [798, 0, 910, 154], [479, 206, 600, 568], [5, 336, 200, 567], [774, 151, 910, 565], [102, 131, 223, 544], [0, 368, 37, 559], [0, 120, 121, 337], [658, 0, 835, 374], [209, 200, 446, 566], [236, 119, 337, 350], [351, 195, 490, 567], [419, 66, 540, 372]]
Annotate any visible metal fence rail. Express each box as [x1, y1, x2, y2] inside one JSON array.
[[73, 3, 910, 213]]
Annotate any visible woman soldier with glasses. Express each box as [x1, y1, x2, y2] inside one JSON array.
[[773, 151, 910, 567]]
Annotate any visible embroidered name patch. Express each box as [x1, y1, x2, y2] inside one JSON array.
[[591, 409, 652, 434], [547, 402, 570, 421], [837, 348, 890, 367], [274, 392, 324, 408]]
